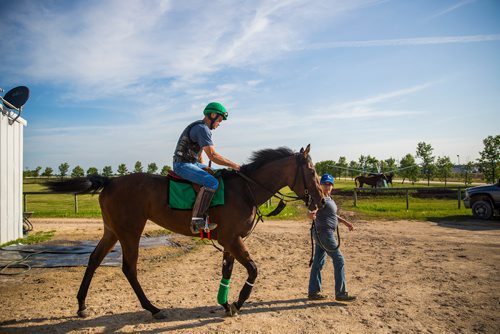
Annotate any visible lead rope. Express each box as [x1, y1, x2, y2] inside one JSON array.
[[209, 175, 265, 253], [308, 220, 341, 267]]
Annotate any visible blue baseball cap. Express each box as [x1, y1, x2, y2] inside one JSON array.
[[320, 174, 334, 185]]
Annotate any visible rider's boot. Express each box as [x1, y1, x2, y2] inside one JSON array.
[[190, 187, 217, 234]]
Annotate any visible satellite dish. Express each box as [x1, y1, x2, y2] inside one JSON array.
[[1, 86, 30, 125], [3, 86, 30, 109]]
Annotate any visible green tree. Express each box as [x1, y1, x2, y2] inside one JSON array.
[[23, 168, 33, 178], [42, 167, 53, 177], [399, 154, 419, 184], [435, 156, 453, 186], [86, 167, 98, 175], [117, 163, 128, 176], [58, 162, 70, 179], [102, 166, 113, 177], [134, 161, 143, 173], [160, 165, 171, 176], [477, 134, 499, 183], [366, 155, 379, 173], [71, 165, 85, 177], [147, 162, 158, 174], [416, 142, 435, 186], [464, 162, 475, 185], [348, 160, 360, 179], [358, 155, 368, 171], [384, 158, 397, 173], [336, 157, 348, 179], [33, 166, 42, 178], [315, 160, 336, 177]]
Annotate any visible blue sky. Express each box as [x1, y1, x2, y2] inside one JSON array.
[[1, 0, 499, 171]]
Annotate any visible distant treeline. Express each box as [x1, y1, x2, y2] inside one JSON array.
[[24, 136, 499, 185], [24, 161, 172, 179], [314, 137, 498, 185]]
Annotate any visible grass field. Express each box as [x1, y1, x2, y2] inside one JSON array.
[[22, 180, 473, 221]]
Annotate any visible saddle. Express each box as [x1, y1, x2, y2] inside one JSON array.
[[166, 170, 225, 210]]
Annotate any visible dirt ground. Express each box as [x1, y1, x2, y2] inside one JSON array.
[[1, 215, 499, 333]]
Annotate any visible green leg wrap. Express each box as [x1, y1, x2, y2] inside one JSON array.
[[217, 278, 230, 305]]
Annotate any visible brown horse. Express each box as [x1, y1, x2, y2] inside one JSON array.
[[45, 145, 324, 319], [354, 173, 388, 188]]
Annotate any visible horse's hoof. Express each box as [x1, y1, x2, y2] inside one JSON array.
[[225, 302, 239, 317], [77, 308, 89, 318], [152, 309, 169, 320]]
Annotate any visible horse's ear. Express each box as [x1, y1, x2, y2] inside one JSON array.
[[299, 147, 304, 154], [303, 144, 311, 157]]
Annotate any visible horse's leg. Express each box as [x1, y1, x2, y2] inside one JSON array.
[[217, 251, 235, 315], [77, 227, 118, 317], [119, 233, 164, 318], [230, 237, 258, 314]]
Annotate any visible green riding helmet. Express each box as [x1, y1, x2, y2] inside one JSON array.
[[203, 102, 228, 120]]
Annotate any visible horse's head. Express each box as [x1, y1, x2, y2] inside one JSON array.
[[291, 144, 325, 211], [385, 172, 394, 182]]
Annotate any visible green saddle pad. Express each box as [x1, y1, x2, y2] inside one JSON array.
[[168, 177, 224, 210]]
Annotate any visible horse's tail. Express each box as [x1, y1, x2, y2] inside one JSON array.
[[45, 174, 111, 194]]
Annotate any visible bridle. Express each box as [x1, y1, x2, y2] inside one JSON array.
[[237, 153, 316, 210], [290, 153, 314, 208]]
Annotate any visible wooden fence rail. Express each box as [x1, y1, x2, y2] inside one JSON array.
[[23, 191, 100, 213], [353, 187, 466, 210], [23, 187, 467, 214]]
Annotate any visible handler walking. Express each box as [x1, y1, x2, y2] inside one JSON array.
[[307, 173, 356, 301]]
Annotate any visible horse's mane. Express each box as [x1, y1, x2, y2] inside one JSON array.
[[240, 147, 295, 174]]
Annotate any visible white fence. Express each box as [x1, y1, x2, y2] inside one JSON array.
[[0, 107, 26, 244]]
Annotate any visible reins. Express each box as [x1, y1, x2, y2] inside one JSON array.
[[210, 153, 314, 252], [308, 219, 341, 267], [237, 154, 313, 240]]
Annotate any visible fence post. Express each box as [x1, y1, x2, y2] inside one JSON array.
[[23, 193, 27, 212], [353, 189, 357, 207], [457, 188, 461, 209], [74, 194, 78, 213], [405, 189, 409, 211]]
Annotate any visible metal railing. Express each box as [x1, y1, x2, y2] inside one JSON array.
[[352, 186, 466, 210]]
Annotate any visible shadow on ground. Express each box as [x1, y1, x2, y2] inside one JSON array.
[[428, 215, 500, 231], [0, 298, 345, 333]]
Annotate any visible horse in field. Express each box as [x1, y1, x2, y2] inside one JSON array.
[[45, 145, 324, 319], [354, 173, 389, 188]]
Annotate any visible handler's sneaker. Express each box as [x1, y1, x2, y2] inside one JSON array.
[[336, 293, 356, 302], [308, 293, 328, 300]]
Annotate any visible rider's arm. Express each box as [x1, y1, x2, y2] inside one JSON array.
[[203, 145, 240, 171], [337, 215, 354, 231]]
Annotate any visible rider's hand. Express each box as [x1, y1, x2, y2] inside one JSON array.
[[232, 164, 241, 171]]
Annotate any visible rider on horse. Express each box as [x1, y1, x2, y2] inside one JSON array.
[[173, 102, 241, 233]]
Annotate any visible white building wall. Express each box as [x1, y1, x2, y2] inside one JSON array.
[[0, 108, 26, 244]]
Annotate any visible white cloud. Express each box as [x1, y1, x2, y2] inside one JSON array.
[[304, 82, 433, 122], [301, 34, 500, 50], [0, 0, 381, 100], [427, 0, 477, 20]]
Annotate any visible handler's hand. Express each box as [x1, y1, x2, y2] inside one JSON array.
[[346, 222, 354, 231], [307, 209, 317, 220]]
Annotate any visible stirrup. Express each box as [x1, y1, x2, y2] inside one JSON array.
[[190, 217, 217, 234]]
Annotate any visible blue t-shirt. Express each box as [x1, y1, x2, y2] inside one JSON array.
[[314, 196, 338, 231], [189, 121, 213, 148]]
